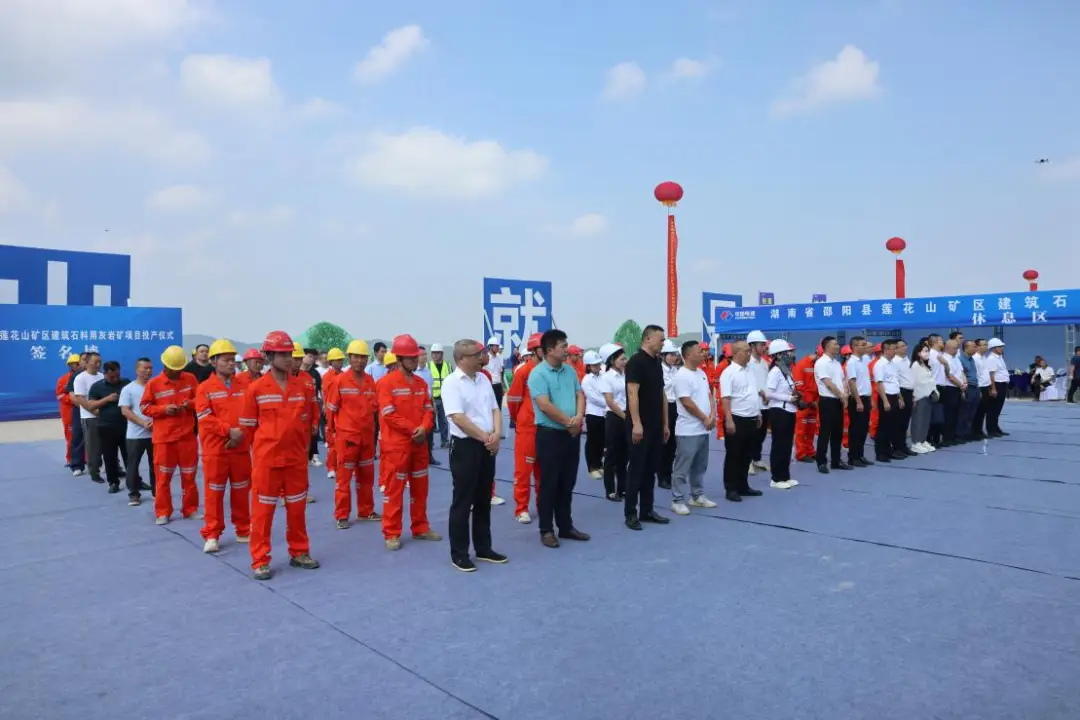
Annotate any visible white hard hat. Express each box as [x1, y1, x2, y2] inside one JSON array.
[[747, 330, 768, 344], [487, 336, 501, 347], [430, 343, 444, 353], [767, 338, 793, 356], [661, 339, 679, 354], [987, 338, 1005, 349], [599, 342, 621, 363], [583, 350, 603, 365]]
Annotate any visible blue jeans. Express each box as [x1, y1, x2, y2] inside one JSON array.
[[958, 385, 980, 438], [70, 411, 85, 471], [434, 397, 449, 445]]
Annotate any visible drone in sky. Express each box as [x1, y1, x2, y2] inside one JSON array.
[[1035, 158, 1050, 164]]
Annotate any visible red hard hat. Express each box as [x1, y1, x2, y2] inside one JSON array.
[[874, 343, 883, 353], [722, 343, 732, 356], [242, 348, 262, 361], [700, 342, 710, 350], [841, 344, 852, 355], [569, 345, 582, 355], [391, 333, 421, 358], [816, 344, 824, 355], [261, 330, 294, 353], [526, 333, 542, 351]]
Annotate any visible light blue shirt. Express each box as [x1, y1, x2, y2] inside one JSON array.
[[415, 366, 433, 395], [118, 381, 152, 440], [528, 360, 581, 430], [366, 362, 388, 381]]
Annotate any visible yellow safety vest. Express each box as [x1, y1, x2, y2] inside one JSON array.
[[429, 361, 451, 398]]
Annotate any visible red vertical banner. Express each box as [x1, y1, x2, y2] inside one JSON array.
[[1029, 282, 1038, 291], [667, 213, 679, 336], [895, 258, 906, 299]]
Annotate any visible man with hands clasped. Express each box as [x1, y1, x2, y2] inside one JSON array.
[[669, 340, 719, 516], [719, 341, 765, 503]]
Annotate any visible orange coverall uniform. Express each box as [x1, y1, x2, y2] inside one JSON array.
[[713, 358, 730, 439], [240, 372, 317, 571], [792, 355, 819, 461], [141, 371, 200, 519], [506, 360, 540, 516], [322, 367, 343, 476], [377, 369, 435, 540], [325, 369, 378, 521], [569, 358, 585, 382], [867, 356, 881, 439], [56, 370, 76, 465], [195, 373, 252, 541]]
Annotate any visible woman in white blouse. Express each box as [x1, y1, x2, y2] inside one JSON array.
[[764, 339, 800, 489], [600, 344, 628, 502], [659, 339, 681, 490], [908, 341, 939, 453], [581, 350, 607, 479], [1030, 356, 1055, 401]]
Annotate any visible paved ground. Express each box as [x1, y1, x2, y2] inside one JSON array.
[[1, 400, 1078, 719]]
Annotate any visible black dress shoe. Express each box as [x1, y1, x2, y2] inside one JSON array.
[[875, 455, 892, 463], [817, 464, 830, 474], [852, 458, 871, 468], [832, 462, 853, 471], [859, 457, 875, 465], [657, 476, 672, 490], [890, 451, 907, 460], [725, 490, 743, 502], [641, 511, 670, 524], [739, 488, 763, 497], [903, 449, 917, 457], [428, 457, 441, 466], [559, 528, 590, 541], [625, 514, 643, 530]]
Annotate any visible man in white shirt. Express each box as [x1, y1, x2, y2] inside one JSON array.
[[813, 336, 851, 473], [119, 357, 155, 505], [844, 336, 874, 467], [939, 339, 965, 446], [670, 340, 718, 515], [71, 351, 106, 484], [972, 338, 991, 439], [442, 339, 507, 573], [719, 341, 764, 502], [890, 340, 916, 456], [984, 338, 1010, 436], [873, 340, 906, 462], [745, 330, 771, 473]]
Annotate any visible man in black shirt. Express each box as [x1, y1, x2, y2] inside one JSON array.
[[303, 347, 324, 465], [184, 344, 213, 437], [624, 325, 671, 530], [87, 361, 130, 493]]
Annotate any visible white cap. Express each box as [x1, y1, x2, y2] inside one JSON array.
[[599, 342, 621, 363], [430, 343, 444, 353], [661, 339, 679, 354], [487, 336, 501, 347], [767, 338, 793, 356], [747, 330, 768, 344], [583, 350, 603, 365], [987, 338, 1005, 349]]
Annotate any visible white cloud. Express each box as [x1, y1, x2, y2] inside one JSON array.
[[352, 127, 547, 200], [669, 57, 713, 80], [226, 205, 295, 228], [180, 54, 281, 110], [147, 184, 210, 212], [570, 213, 609, 237], [0, 164, 30, 213], [602, 62, 647, 101], [354, 25, 429, 85], [297, 97, 345, 121], [0, 99, 211, 166], [1036, 157, 1080, 183], [772, 45, 881, 116]]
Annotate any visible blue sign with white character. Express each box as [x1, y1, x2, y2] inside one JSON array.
[[482, 278, 553, 355], [701, 292, 744, 346], [0, 304, 183, 421], [707, 289, 1080, 333]]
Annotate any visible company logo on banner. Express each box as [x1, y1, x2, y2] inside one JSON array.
[[758, 292, 775, 305], [0, 305, 183, 421], [710, 289, 1079, 332], [701, 292, 745, 347], [811, 294, 827, 303], [482, 278, 552, 355]]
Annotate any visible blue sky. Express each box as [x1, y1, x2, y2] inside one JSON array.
[[1, 0, 1077, 345]]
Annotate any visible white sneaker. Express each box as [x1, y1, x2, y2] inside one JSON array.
[[689, 496, 718, 508], [203, 538, 220, 553], [72, 468, 84, 477], [787, 479, 800, 487], [748, 463, 758, 476], [770, 480, 794, 490], [589, 470, 602, 479], [911, 444, 927, 454], [327, 470, 336, 480], [312, 457, 323, 467], [921, 442, 936, 453], [671, 501, 690, 516], [515, 512, 532, 524], [155, 516, 169, 525], [491, 495, 506, 506], [753, 460, 770, 471]]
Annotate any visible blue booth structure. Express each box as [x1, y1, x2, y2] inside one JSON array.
[[702, 289, 1080, 375], [0, 245, 183, 422]]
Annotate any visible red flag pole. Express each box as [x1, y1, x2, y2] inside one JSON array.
[[667, 213, 679, 336], [895, 257, 906, 299]]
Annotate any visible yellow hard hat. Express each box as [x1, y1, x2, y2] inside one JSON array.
[[383, 352, 397, 365], [326, 347, 346, 362], [66, 354, 81, 365], [161, 345, 188, 371], [346, 339, 370, 357], [292, 342, 304, 359], [208, 338, 237, 358]]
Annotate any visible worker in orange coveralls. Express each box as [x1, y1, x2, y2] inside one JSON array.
[[239, 330, 320, 581], [325, 340, 379, 529], [840, 345, 853, 449], [288, 342, 319, 504], [321, 347, 346, 482], [506, 332, 543, 524], [56, 353, 81, 467], [195, 338, 252, 554], [567, 345, 586, 381], [867, 343, 883, 440], [377, 334, 442, 551], [713, 343, 732, 439], [142, 345, 200, 524], [240, 348, 264, 383], [792, 345, 822, 462]]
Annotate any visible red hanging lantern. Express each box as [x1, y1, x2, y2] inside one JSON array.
[[1023, 269, 1039, 292], [885, 237, 907, 299], [654, 182, 684, 336]]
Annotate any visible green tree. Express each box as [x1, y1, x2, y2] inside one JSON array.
[[613, 320, 642, 355], [303, 322, 352, 352]]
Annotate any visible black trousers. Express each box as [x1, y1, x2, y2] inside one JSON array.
[[939, 385, 961, 442], [535, 427, 580, 534], [768, 408, 795, 482], [986, 381, 1008, 433], [723, 415, 758, 493], [603, 412, 628, 497], [847, 395, 871, 460], [894, 388, 914, 452], [125, 438, 154, 497], [974, 386, 991, 435], [492, 383, 504, 410], [875, 395, 900, 458], [748, 408, 770, 463], [1068, 378, 1080, 403], [97, 423, 127, 486], [69, 410, 86, 471], [816, 397, 844, 466], [584, 414, 605, 472], [660, 401, 677, 480], [625, 429, 662, 517], [448, 436, 495, 561]]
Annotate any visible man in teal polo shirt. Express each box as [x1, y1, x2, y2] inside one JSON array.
[[528, 329, 591, 548]]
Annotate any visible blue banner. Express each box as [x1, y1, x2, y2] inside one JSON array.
[[709, 289, 1080, 333], [758, 292, 775, 306], [701, 292, 744, 346], [0, 304, 183, 421], [812, 294, 828, 303], [482, 278, 553, 355]]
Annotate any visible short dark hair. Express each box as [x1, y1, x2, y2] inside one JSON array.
[[418, 345, 425, 351], [641, 325, 665, 342], [103, 360, 120, 372], [373, 342, 387, 353], [974, 338, 986, 345], [196, 344, 210, 352], [850, 335, 865, 345], [303, 347, 317, 356], [948, 331, 963, 340], [80, 351, 90, 359], [821, 335, 836, 349], [136, 357, 151, 364], [540, 329, 567, 355], [85, 351, 100, 359], [882, 339, 897, 350], [681, 340, 699, 358]]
